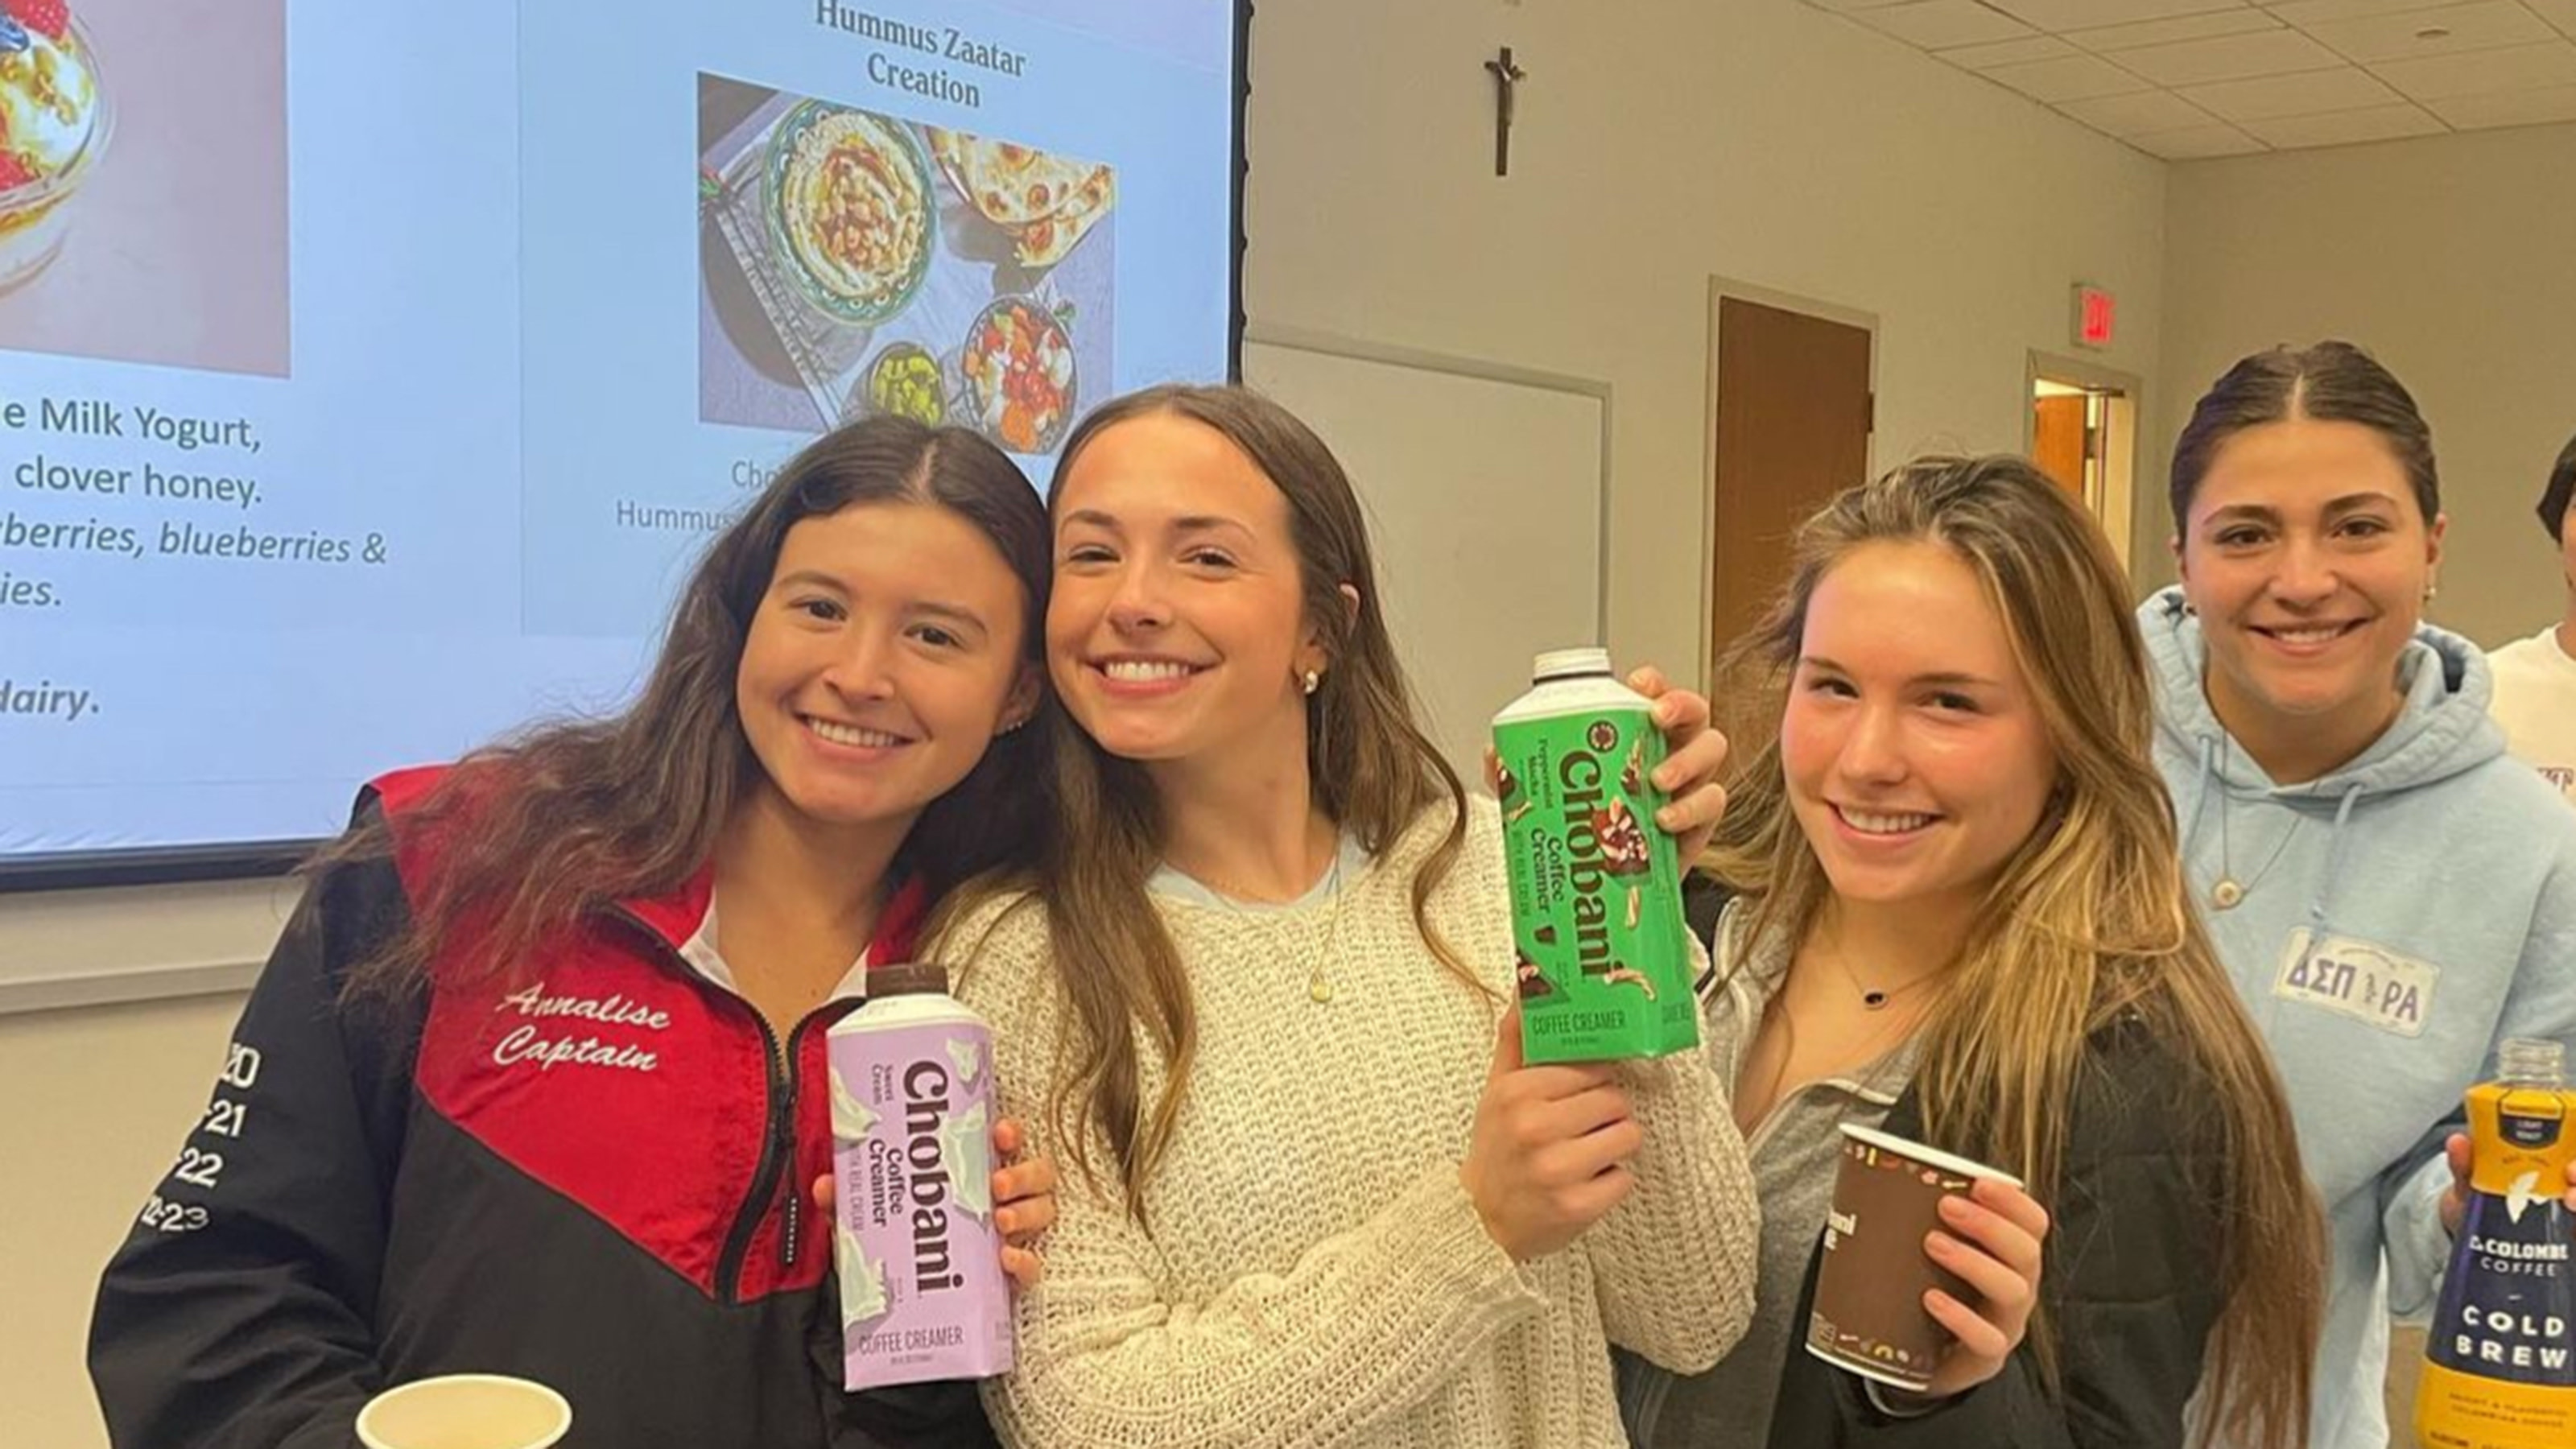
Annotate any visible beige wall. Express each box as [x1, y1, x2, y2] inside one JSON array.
[[0, 993, 246, 1448], [1247, 0, 2169, 682], [2145, 121, 2576, 647]]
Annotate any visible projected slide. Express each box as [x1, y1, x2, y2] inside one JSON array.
[[0, 0, 1240, 869]]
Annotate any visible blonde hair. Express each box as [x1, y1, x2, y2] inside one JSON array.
[[1706, 455, 2322, 1449]]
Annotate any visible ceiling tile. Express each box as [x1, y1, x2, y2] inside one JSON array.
[[2116, 28, 2352, 82], [1858, 1, 2040, 49], [2263, 0, 2441, 22], [2301, 2, 2554, 62], [2070, 10, 2285, 48], [1992, 0, 2251, 27], [2519, 0, 2576, 37], [1941, 35, 2084, 67], [1980, 52, 2161, 100], [2372, 38, 2576, 95], [2423, 78, 2576, 120], [2238, 100, 2450, 142], [2128, 120, 2273, 155], [2178, 63, 2407, 115], [2057, 88, 2227, 134]]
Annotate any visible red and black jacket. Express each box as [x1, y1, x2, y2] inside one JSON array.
[[89, 768, 994, 1448]]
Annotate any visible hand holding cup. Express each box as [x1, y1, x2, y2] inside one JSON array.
[[1913, 1174, 2050, 1400], [1808, 1125, 2049, 1402]]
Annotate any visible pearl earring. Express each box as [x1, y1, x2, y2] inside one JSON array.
[[1301, 669, 1320, 696]]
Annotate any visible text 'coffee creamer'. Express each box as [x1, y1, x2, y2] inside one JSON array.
[[2416, 1036, 2576, 1449], [826, 963, 1013, 1390], [1492, 648, 1699, 1063]]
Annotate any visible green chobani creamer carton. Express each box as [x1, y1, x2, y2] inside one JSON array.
[[1492, 648, 1700, 1063]]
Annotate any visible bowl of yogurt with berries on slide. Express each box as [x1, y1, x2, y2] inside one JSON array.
[[0, 0, 109, 292]]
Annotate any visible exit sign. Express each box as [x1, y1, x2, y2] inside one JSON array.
[[2073, 283, 2116, 351]]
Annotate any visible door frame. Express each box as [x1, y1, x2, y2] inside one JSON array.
[[2024, 349, 2145, 575], [1701, 277, 1880, 696]]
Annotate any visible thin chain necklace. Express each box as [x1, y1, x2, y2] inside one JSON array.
[[1753, 962, 1930, 1121], [1832, 947, 1943, 1011], [1186, 848, 1348, 1005], [1814, 916, 1946, 1010], [2211, 737, 2302, 911]]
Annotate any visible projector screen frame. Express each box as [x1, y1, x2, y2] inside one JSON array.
[[1, 1, 1255, 895]]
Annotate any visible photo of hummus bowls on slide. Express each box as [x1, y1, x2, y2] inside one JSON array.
[[696, 72, 1115, 461], [764, 101, 933, 324]]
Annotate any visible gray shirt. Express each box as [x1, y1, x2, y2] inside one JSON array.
[[1620, 906, 1921, 1449]]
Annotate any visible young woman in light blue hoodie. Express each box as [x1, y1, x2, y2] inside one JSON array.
[[2141, 341, 2576, 1449]]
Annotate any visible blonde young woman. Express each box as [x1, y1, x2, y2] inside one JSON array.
[[1623, 456, 2322, 1449], [946, 384, 1761, 1447]]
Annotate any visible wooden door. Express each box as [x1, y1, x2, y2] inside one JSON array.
[[2032, 394, 2089, 497], [1710, 297, 1872, 679]]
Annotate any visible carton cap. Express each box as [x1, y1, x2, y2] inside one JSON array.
[[865, 961, 952, 998], [1531, 646, 1613, 683]]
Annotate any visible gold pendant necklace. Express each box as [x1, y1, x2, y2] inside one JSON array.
[[2211, 757, 2301, 912], [1187, 850, 1348, 1005]]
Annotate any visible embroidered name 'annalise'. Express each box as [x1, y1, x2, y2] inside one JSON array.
[[489, 982, 669, 1072], [497, 983, 672, 1030]]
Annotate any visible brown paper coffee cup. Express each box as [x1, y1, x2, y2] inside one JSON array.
[[355, 1374, 572, 1449], [1805, 1123, 2023, 1394]]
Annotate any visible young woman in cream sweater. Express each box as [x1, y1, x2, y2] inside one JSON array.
[[947, 385, 1761, 1447]]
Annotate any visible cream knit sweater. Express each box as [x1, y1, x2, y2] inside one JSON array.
[[952, 798, 1760, 1448]]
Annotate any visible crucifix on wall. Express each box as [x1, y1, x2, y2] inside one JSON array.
[[1484, 46, 1528, 176]]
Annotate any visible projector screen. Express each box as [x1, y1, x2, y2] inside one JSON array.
[[0, 0, 1245, 886]]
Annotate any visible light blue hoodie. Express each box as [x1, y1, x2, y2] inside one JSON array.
[[2140, 586, 2576, 1449]]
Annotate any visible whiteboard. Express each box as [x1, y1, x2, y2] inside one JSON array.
[[1241, 331, 1609, 780]]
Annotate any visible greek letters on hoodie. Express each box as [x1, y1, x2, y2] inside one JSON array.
[[2139, 587, 2576, 1449]]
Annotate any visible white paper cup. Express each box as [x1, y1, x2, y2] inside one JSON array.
[[355, 1374, 572, 1449]]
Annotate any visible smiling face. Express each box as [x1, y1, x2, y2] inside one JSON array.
[[1045, 411, 1327, 773], [733, 501, 1035, 849], [2174, 416, 2446, 776], [1780, 541, 2060, 924]]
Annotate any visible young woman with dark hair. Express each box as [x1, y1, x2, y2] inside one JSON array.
[[90, 417, 1063, 1449], [2145, 341, 2576, 1449]]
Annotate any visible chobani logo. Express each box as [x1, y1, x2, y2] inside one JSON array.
[[903, 1061, 962, 1293], [1559, 728, 1617, 979]]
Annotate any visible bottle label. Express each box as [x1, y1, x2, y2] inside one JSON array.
[[827, 1019, 1014, 1389], [1494, 704, 1699, 1063], [2417, 1085, 2576, 1447]]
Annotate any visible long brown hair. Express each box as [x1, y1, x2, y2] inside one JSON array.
[[1706, 456, 2322, 1449], [328, 416, 1057, 1000], [956, 384, 1476, 1224]]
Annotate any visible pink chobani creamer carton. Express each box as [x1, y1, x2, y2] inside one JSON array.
[[825, 962, 1013, 1389]]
